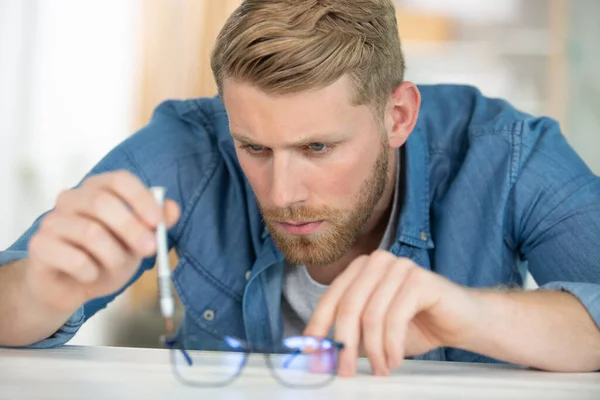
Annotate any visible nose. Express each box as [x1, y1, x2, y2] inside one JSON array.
[[269, 153, 307, 209]]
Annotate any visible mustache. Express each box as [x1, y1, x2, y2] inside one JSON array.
[[260, 206, 341, 222]]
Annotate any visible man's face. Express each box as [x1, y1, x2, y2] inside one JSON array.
[[222, 76, 391, 265]]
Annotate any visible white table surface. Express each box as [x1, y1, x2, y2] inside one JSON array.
[[0, 345, 598, 400]]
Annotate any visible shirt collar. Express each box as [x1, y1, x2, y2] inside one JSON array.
[[378, 147, 401, 249], [394, 126, 435, 249]]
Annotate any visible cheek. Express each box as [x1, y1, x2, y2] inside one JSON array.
[[310, 149, 376, 204], [237, 153, 271, 199]]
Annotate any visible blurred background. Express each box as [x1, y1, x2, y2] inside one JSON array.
[[0, 0, 598, 348]]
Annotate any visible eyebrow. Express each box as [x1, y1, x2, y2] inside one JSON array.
[[230, 132, 347, 148]]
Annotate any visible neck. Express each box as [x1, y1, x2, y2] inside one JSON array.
[[306, 148, 398, 285]]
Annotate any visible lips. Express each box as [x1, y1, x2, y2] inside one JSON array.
[[277, 220, 324, 235]]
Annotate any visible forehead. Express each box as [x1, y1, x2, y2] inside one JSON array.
[[221, 76, 376, 142]]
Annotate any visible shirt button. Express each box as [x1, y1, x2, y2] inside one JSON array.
[[245, 270, 252, 280], [420, 232, 428, 242], [203, 309, 215, 321]]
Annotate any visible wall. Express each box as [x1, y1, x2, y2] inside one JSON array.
[[0, 0, 141, 345]]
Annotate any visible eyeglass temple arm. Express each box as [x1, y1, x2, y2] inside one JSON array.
[[282, 349, 303, 369], [163, 336, 194, 367]]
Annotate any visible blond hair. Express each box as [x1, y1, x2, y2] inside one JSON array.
[[210, 0, 405, 118]]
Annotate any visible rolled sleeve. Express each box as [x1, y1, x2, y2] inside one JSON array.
[[538, 281, 600, 329], [0, 250, 29, 266], [23, 306, 85, 349]]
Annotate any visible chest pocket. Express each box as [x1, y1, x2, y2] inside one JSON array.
[[171, 252, 246, 341]]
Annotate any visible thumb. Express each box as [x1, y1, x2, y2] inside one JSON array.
[[164, 199, 181, 228]]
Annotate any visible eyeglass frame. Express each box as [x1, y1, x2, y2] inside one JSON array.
[[160, 331, 345, 389]]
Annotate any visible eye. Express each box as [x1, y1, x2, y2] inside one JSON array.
[[308, 143, 327, 152], [248, 144, 265, 152], [239, 143, 268, 155]]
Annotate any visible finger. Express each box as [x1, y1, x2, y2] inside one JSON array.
[[325, 250, 397, 377], [384, 268, 424, 369], [40, 212, 133, 273], [334, 251, 395, 376], [29, 232, 100, 283], [362, 258, 413, 375], [303, 255, 367, 339], [55, 188, 157, 257], [80, 171, 162, 227]]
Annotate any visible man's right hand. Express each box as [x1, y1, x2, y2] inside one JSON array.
[[25, 170, 180, 314]]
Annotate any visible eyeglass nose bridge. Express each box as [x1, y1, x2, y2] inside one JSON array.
[[262, 346, 341, 389]]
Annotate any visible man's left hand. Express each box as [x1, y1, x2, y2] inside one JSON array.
[[304, 250, 480, 377]]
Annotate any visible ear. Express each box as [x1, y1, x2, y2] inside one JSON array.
[[385, 82, 421, 149]]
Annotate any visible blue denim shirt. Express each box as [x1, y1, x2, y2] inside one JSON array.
[[2, 84, 599, 363]]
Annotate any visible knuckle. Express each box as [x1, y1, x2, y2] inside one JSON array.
[[116, 219, 144, 251], [398, 257, 417, 268], [72, 252, 91, 272], [82, 220, 104, 242], [347, 254, 369, 272], [405, 265, 424, 285], [105, 244, 128, 271], [89, 190, 111, 213], [371, 249, 389, 258], [390, 258, 417, 277], [28, 233, 46, 255], [111, 170, 135, 189], [337, 303, 358, 324], [352, 254, 369, 265], [81, 173, 101, 187], [39, 212, 57, 233], [120, 214, 139, 234], [361, 311, 382, 330], [55, 189, 72, 210], [369, 249, 394, 265]]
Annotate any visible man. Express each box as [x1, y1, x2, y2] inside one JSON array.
[[0, 0, 599, 377]]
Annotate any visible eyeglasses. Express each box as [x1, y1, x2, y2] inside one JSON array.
[[150, 187, 344, 388], [161, 332, 344, 388]]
